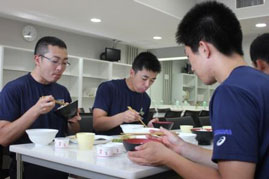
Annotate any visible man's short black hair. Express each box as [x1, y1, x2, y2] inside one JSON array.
[[176, 1, 243, 56], [34, 36, 67, 55], [250, 33, 269, 66], [132, 52, 161, 73]]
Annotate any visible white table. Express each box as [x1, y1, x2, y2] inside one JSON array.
[[10, 143, 170, 179]]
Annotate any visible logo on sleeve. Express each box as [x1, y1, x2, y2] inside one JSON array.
[[216, 136, 226, 146]]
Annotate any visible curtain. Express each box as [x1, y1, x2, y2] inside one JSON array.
[[162, 61, 172, 104], [126, 45, 138, 64]]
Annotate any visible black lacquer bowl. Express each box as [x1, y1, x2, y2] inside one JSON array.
[[55, 100, 78, 119], [191, 128, 213, 145], [123, 138, 160, 151]]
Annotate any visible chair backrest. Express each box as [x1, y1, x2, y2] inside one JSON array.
[[0, 146, 3, 171], [0, 145, 10, 179], [164, 111, 182, 118], [199, 116, 211, 126], [79, 113, 93, 132], [182, 110, 201, 127], [165, 117, 181, 129], [199, 110, 209, 117], [178, 116, 195, 127], [166, 116, 195, 129], [157, 108, 171, 113], [79, 107, 85, 113]]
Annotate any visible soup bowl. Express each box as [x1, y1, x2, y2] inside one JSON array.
[[123, 138, 160, 151], [191, 128, 213, 145]]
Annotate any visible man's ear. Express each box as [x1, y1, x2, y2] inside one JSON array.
[[198, 41, 210, 58], [130, 68, 135, 77], [256, 59, 269, 74], [34, 55, 41, 66]]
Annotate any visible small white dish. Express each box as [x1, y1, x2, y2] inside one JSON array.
[[68, 135, 112, 145], [54, 137, 69, 148]]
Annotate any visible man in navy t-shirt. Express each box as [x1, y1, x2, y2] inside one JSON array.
[[92, 52, 161, 135], [0, 36, 80, 179], [128, 2, 269, 179], [250, 33, 269, 74]]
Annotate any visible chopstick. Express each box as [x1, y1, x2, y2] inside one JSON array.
[[121, 131, 178, 136], [121, 132, 164, 136], [127, 106, 147, 127], [54, 100, 66, 106], [40, 96, 66, 106]]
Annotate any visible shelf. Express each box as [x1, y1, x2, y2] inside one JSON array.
[[172, 73, 214, 106], [82, 96, 95, 98], [112, 62, 131, 67], [0, 45, 133, 110], [83, 74, 108, 80], [197, 87, 208, 90], [183, 85, 195, 88], [3, 67, 31, 73], [62, 72, 79, 77]]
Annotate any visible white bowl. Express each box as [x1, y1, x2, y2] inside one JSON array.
[[120, 124, 144, 133], [179, 132, 197, 144], [26, 129, 58, 146], [132, 127, 159, 133]]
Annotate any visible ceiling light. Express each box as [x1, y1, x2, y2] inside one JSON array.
[[153, 36, 162, 40], [255, 23, 266, 28], [91, 18, 101, 23], [158, 56, 188, 61]]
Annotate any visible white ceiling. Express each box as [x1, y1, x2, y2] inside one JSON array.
[[0, 0, 268, 49]]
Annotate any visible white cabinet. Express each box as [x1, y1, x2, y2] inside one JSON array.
[[172, 73, 218, 106], [0, 46, 131, 112], [112, 62, 131, 79], [1, 46, 34, 87]]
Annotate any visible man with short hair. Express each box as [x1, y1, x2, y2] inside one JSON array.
[[250, 33, 269, 74], [0, 36, 80, 179], [128, 2, 269, 178], [93, 52, 161, 135]]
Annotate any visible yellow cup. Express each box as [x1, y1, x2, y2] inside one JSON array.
[[76, 132, 95, 150], [202, 126, 212, 130], [180, 125, 193, 133]]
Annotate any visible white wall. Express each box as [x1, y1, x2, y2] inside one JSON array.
[[0, 16, 131, 63], [242, 34, 259, 66]]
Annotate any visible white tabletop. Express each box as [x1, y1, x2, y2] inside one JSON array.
[[10, 142, 169, 179]]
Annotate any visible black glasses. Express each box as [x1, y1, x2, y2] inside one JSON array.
[[39, 55, 70, 67]]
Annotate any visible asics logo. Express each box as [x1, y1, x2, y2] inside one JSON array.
[[216, 136, 226, 146]]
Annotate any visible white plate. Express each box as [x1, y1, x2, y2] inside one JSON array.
[[68, 135, 112, 145], [131, 127, 159, 134]]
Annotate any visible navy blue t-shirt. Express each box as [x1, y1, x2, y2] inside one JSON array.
[[92, 79, 151, 135], [210, 66, 269, 179], [0, 73, 71, 145]]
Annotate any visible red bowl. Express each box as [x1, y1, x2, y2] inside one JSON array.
[[123, 138, 160, 151], [152, 121, 174, 130], [191, 128, 213, 145]]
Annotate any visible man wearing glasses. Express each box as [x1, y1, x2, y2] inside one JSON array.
[[0, 36, 80, 179]]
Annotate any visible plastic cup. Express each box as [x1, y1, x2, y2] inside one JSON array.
[[76, 132, 95, 150], [180, 125, 193, 133]]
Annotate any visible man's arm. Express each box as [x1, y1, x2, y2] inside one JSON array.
[[0, 96, 55, 146], [129, 141, 255, 179], [166, 152, 255, 179], [93, 108, 141, 132]]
